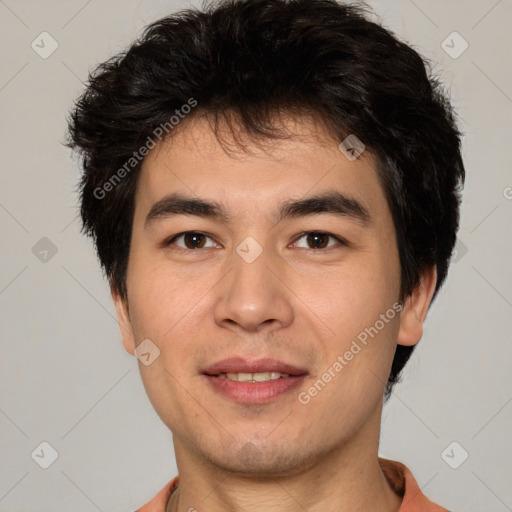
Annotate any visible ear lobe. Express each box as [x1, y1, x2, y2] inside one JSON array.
[[396, 266, 437, 347], [110, 281, 136, 355]]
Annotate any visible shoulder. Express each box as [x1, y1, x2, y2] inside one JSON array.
[[135, 476, 179, 512], [379, 457, 451, 512]]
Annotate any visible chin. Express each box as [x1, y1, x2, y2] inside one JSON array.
[[202, 438, 320, 478]]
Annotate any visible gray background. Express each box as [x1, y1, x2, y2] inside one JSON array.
[[1, 0, 511, 510]]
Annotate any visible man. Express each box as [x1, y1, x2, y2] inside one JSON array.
[[67, 0, 464, 510]]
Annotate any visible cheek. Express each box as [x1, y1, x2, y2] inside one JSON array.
[[126, 250, 205, 338], [307, 263, 399, 341], [331, 271, 402, 396]]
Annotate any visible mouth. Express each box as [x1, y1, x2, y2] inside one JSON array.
[[201, 357, 308, 376], [212, 371, 293, 382], [201, 357, 308, 404]]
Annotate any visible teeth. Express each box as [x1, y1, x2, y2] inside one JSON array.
[[220, 372, 290, 382], [254, 372, 272, 382]]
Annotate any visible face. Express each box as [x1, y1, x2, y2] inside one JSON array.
[[112, 114, 435, 477]]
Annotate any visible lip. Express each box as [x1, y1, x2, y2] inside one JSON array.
[[201, 357, 308, 376], [201, 357, 308, 404], [203, 374, 307, 404]]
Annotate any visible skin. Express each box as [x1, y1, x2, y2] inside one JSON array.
[[112, 113, 437, 512]]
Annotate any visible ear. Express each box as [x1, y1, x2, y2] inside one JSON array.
[[396, 266, 437, 347], [110, 281, 136, 355]]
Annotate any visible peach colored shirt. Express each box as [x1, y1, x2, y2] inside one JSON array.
[[136, 457, 450, 511]]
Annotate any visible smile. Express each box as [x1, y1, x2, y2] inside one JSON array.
[[217, 371, 290, 382]]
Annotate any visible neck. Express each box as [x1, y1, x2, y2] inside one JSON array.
[[167, 408, 402, 512]]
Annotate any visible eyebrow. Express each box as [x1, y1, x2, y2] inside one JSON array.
[[144, 191, 370, 228]]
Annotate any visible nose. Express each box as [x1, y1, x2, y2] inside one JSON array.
[[213, 244, 294, 333]]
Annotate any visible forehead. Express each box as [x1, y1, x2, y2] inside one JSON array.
[[135, 113, 386, 216]]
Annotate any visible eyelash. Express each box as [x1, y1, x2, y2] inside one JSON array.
[[164, 231, 347, 251]]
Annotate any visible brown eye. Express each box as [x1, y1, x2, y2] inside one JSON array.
[[306, 232, 329, 249], [183, 233, 206, 249], [292, 231, 344, 250], [168, 232, 218, 250]]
